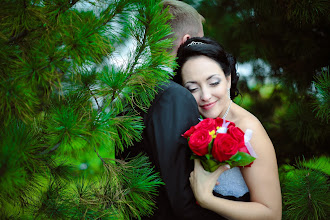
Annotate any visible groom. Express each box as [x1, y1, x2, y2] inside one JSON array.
[[123, 1, 225, 219]]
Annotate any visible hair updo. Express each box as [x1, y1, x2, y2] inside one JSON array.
[[173, 37, 240, 99]]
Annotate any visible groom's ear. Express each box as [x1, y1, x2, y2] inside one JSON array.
[[171, 34, 191, 56], [181, 34, 191, 45]]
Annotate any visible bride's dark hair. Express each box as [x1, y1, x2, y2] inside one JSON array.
[[173, 37, 240, 99]]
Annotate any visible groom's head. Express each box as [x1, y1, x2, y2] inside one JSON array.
[[161, 0, 204, 56]]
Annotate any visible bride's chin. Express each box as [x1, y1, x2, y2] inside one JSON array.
[[200, 112, 217, 119]]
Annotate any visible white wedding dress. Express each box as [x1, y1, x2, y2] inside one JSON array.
[[213, 167, 249, 198]]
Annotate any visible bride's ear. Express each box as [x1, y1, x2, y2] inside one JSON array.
[[226, 75, 231, 88]]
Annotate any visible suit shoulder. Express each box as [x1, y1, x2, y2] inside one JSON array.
[[158, 81, 195, 100], [148, 81, 198, 117], [159, 80, 189, 92]]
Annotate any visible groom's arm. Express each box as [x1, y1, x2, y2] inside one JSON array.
[[146, 83, 225, 219]]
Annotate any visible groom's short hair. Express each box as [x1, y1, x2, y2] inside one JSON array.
[[161, 0, 204, 51]]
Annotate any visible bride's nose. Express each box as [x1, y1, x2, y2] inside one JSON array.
[[200, 87, 212, 101]]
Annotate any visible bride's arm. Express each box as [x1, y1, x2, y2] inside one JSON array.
[[190, 120, 282, 220]]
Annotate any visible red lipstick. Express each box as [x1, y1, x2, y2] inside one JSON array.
[[200, 101, 216, 110]]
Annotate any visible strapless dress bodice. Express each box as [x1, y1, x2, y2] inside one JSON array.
[[213, 167, 249, 198]]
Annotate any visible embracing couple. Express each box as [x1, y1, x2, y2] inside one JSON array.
[[124, 1, 282, 219]]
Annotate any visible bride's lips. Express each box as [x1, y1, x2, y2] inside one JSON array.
[[200, 101, 216, 110]]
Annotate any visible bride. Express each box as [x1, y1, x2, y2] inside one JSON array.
[[173, 37, 282, 220]]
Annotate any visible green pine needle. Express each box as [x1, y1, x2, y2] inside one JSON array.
[[282, 157, 330, 220], [313, 68, 330, 123]]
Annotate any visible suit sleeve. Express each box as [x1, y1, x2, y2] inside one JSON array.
[[146, 85, 225, 219]]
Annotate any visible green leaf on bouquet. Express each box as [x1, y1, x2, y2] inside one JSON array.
[[208, 141, 213, 154], [191, 154, 221, 172], [229, 152, 256, 167], [200, 158, 222, 172], [190, 154, 204, 160], [190, 153, 212, 161]]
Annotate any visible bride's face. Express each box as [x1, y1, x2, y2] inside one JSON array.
[[181, 55, 231, 119]]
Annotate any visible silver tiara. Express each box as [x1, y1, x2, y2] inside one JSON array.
[[186, 41, 204, 47]]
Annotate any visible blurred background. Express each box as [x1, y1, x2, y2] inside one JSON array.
[[182, 0, 330, 166]]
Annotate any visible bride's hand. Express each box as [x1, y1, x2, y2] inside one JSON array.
[[189, 159, 230, 207]]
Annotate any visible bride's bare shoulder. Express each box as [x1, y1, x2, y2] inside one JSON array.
[[233, 106, 264, 133], [233, 106, 274, 153]]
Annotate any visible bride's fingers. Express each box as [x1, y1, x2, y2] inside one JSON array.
[[193, 159, 202, 170], [206, 164, 230, 185], [212, 164, 230, 179]]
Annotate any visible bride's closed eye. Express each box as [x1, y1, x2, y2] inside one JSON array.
[[210, 81, 220, 86], [186, 86, 198, 93], [207, 75, 221, 86]]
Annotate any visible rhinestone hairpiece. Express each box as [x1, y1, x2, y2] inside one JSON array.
[[186, 41, 204, 47]]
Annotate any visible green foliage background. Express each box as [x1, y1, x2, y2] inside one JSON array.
[[0, 0, 175, 219]]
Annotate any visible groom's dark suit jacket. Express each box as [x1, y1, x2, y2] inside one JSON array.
[[123, 81, 225, 219]]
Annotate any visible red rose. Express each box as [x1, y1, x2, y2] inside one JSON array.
[[214, 117, 224, 128], [183, 126, 197, 138], [228, 126, 244, 142], [228, 126, 251, 155], [188, 128, 212, 156], [237, 141, 249, 154], [183, 118, 216, 138], [214, 117, 236, 130], [194, 118, 216, 132], [212, 133, 238, 162]]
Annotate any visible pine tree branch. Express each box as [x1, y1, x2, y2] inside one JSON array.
[[94, 146, 106, 165], [39, 142, 61, 155], [108, 8, 155, 110], [70, 0, 79, 7], [7, 29, 31, 44], [7, 0, 79, 44], [0, 56, 66, 88], [129, 26, 149, 75], [305, 172, 314, 214], [50, 142, 61, 152], [87, 87, 100, 111], [109, 89, 118, 107], [108, 22, 150, 105], [83, 0, 127, 40]]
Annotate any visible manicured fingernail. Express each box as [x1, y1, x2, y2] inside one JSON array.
[[225, 164, 230, 169]]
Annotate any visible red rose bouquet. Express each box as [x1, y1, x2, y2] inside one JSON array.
[[183, 117, 257, 172]]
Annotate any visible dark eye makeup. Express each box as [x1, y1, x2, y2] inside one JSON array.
[[184, 75, 222, 93], [210, 81, 220, 86], [186, 86, 198, 92]]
